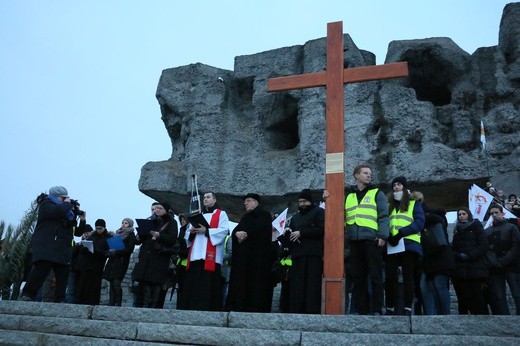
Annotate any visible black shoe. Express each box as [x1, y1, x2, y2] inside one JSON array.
[[404, 308, 412, 316], [18, 295, 32, 302]]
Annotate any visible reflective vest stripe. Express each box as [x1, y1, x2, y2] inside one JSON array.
[[390, 200, 421, 243], [345, 189, 379, 230], [280, 257, 292, 266]]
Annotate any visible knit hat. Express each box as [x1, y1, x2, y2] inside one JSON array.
[[391, 176, 407, 188], [95, 219, 106, 228], [244, 193, 261, 203], [157, 201, 171, 211], [49, 186, 69, 198], [122, 218, 134, 227], [299, 189, 314, 203]]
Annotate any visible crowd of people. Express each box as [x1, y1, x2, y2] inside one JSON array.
[[14, 173, 520, 315]]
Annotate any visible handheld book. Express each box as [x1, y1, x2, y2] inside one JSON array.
[[107, 235, 125, 251], [135, 218, 155, 236]]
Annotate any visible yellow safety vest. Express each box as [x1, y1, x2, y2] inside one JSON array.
[[389, 200, 421, 243], [280, 256, 292, 266], [223, 234, 231, 265], [177, 257, 187, 267], [345, 189, 379, 230]]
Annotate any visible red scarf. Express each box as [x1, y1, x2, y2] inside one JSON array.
[[187, 209, 222, 272]]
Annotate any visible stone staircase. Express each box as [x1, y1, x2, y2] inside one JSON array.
[[1, 301, 520, 345]]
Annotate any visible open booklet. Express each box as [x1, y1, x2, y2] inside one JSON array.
[[135, 218, 156, 236], [187, 213, 210, 229], [81, 240, 94, 253]]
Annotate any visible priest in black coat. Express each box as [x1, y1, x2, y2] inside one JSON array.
[[227, 193, 274, 312], [284, 189, 324, 314]]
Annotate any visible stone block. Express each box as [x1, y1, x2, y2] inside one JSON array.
[[228, 312, 410, 334], [0, 301, 89, 319], [411, 315, 520, 337], [136, 322, 301, 345], [93, 305, 228, 327]]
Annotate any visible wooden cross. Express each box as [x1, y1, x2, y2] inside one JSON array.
[[267, 21, 408, 315]]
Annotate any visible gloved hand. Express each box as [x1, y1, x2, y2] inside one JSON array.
[[387, 232, 403, 247], [457, 252, 470, 261]]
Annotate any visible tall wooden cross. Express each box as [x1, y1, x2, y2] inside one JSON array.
[[267, 21, 408, 315]]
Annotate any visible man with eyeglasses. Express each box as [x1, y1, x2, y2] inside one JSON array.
[[485, 204, 520, 315]]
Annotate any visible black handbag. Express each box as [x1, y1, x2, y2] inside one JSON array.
[[422, 222, 449, 248]]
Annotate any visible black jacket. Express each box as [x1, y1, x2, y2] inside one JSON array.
[[284, 205, 324, 259], [132, 214, 178, 284], [485, 219, 520, 273], [103, 232, 137, 280], [76, 230, 110, 274], [452, 219, 489, 279], [421, 212, 455, 276], [31, 198, 76, 265]]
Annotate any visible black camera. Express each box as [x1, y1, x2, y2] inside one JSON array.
[[70, 199, 85, 217]]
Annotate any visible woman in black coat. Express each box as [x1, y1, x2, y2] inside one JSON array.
[[102, 218, 137, 306], [132, 202, 178, 308], [451, 207, 489, 315]]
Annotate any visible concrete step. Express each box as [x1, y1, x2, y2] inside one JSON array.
[[1, 301, 520, 345]]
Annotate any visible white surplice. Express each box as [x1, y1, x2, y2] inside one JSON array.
[[185, 209, 230, 264]]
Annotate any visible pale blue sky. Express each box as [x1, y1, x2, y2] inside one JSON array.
[[0, 1, 512, 230]]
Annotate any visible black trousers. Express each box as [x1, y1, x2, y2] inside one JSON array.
[[22, 260, 69, 302], [108, 279, 123, 306], [385, 251, 420, 312], [289, 256, 323, 314], [349, 240, 384, 314], [452, 278, 488, 315]]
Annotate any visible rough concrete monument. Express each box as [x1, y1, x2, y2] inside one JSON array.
[[139, 3, 520, 220]]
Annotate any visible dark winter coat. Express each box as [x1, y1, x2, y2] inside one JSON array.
[[132, 214, 178, 284], [31, 198, 76, 265], [485, 218, 520, 273], [76, 230, 110, 274], [102, 232, 137, 281], [451, 219, 489, 279], [227, 205, 274, 312], [421, 212, 455, 276], [285, 205, 324, 258]]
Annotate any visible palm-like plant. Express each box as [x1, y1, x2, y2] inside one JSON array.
[[0, 200, 38, 300]]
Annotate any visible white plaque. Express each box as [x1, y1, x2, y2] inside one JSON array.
[[325, 153, 344, 174]]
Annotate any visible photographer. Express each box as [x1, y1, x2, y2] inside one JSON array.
[[20, 186, 80, 303]]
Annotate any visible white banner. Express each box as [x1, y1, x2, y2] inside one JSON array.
[[469, 184, 494, 222], [272, 208, 288, 235]]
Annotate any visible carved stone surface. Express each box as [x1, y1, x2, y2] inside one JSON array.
[[140, 3, 519, 220]]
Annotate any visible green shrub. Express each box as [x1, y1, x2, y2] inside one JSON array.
[[0, 201, 38, 300]]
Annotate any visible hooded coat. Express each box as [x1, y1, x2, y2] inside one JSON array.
[[31, 197, 76, 265]]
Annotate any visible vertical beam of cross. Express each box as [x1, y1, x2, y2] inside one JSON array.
[[267, 21, 408, 315]]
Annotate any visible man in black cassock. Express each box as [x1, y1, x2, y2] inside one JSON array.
[[226, 193, 274, 312], [283, 189, 324, 314]]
